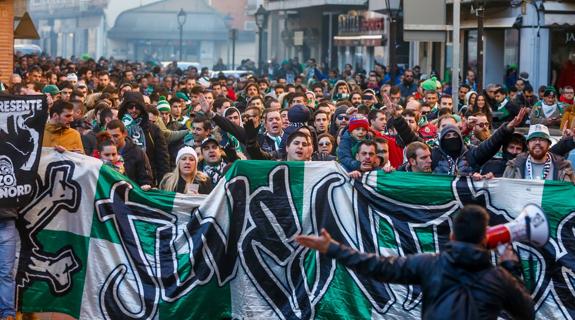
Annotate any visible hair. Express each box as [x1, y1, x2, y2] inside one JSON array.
[[356, 140, 377, 153], [192, 115, 212, 130], [495, 87, 507, 95], [373, 136, 388, 145], [402, 109, 420, 122], [190, 85, 204, 95], [96, 131, 116, 152], [263, 107, 281, 122], [405, 141, 430, 160], [106, 119, 126, 133], [317, 132, 335, 145], [313, 110, 329, 120], [367, 109, 385, 123], [159, 157, 208, 192], [437, 114, 457, 128], [452, 205, 490, 244], [287, 131, 311, 147], [213, 97, 231, 111], [389, 86, 401, 95], [289, 92, 306, 105], [50, 100, 74, 117]]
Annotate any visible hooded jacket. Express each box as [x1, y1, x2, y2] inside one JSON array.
[[118, 92, 169, 185], [326, 240, 533, 320], [503, 152, 575, 182], [433, 124, 512, 175], [42, 123, 84, 153]]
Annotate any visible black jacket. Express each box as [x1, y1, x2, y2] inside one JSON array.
[[118, 92, 170, 185], [120, 138, 154, 186], [326, 241, 534, 320], [144, 122, 170, 185]]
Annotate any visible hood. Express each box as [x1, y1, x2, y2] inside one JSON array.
[[464, 90, 477, 105], [118, 91, 149, 124], [45, 122, 67, 134], [330, 80, 350, 97], [444, 241, 492, 271], [439, 124, 465, 156]]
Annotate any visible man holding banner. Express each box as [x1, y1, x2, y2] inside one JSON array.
[[296, 205, 534, 320]]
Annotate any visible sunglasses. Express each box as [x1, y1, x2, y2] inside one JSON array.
[[318, 142, 331, 146], [362, 95, 373, 100], [127, 104, 138, 110], [475, 122, 489, 128], [337, 114, 349, 121]]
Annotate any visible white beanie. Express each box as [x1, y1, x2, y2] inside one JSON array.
[[67, 73, 78, 82], [176, 146, 197, 164]]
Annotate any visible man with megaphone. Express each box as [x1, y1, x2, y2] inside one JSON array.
[[296, 204, 537, 320]]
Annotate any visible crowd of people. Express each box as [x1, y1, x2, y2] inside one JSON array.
[[2, 52, 575, 319]]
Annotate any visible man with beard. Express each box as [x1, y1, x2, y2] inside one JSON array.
[[398, 69, 417, 98], [529, 87, 566, 128], [504, 124, 575, 182], [42, 100, 84, 153], [348, 141, 379, 179], [467, 113, 491, 146], [118, 92, 169, 185], [313, 110, 330, 135]]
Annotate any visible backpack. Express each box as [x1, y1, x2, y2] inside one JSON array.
[[425, 265, 490, 320]]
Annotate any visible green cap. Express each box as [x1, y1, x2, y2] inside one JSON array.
[[42, 85, 60, 95], [175, 91, 190, 102]]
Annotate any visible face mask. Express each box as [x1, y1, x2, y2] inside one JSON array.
[[442, 136, 462, 157]]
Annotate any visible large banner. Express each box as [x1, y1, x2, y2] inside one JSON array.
[[17, 149, 575, 319], [0, 94, 48, 207]]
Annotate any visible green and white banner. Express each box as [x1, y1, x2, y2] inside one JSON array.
[[16, 148, 575, 319]]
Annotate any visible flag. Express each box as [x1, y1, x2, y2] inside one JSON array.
[[0, 94, 48, 207], [17, 149, 575, 319]]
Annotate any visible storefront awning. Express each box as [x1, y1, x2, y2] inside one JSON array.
[[546, 14, 575, 27], [333, 34, 383, 47], [460, 16, 517, 29]]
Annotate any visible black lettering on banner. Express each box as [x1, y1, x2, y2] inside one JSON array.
[[17, 162, 575, 320]]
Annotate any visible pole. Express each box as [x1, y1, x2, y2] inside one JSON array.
[[389, 16, 395, 75], [452, 0, 460, 112], [476, 0, 484, 93], [258, 27, 263, 76], [328, 13, 333, 70], [179, 25, 183, 61], [232, 29, 236, 70]]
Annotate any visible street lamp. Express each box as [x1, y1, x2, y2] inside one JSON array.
[[177, 8, 187, 61], [384, 0, 401, 76], [254, 5, 268, 76]]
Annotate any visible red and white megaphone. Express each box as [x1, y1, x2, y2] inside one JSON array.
[[486, 204, 549, 249]]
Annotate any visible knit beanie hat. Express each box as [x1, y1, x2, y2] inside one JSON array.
[[348, 115, 369, 132], [421, 76, 440, 91], [176, 146, 198, 164], [157, 96, 170, 113], [288, 104, 311, 125]]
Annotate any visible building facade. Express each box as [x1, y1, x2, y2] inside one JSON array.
[[28, 0, 108, 59]]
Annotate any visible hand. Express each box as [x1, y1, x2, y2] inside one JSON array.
[[467, 116, 477, 128], [498, 244, 519, 263], [54, 145, 67, 153], [348, 170, 362, 180], [244, 119, 259, 140], [506, 107, 528, 130], [383, 166, 394, 173], [295, 229, 334, 254], [199, 94, 212, 117], [471, 172, 494, 181], [140, 184, 152, 191]]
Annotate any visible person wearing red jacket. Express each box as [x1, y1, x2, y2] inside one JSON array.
[[368, 109, 403, 168]]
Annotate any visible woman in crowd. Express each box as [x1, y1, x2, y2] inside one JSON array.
[[159, 146, 213, 195]]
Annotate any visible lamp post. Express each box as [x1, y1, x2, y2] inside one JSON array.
[[384, 0, 401, 77], [229, 28, 238, 70], [177, 8, 187, 61], [254, 5, 268, 76]]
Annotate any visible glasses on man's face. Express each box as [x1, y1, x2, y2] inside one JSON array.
[[475, 122, 489, 128], [337, 114, 349, 121], [404, 74, 413, 78]]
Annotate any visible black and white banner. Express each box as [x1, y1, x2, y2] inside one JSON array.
[[0, 94, 48, 207]]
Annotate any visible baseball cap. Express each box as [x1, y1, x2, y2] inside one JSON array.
[[527, 124, 551, 142]]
